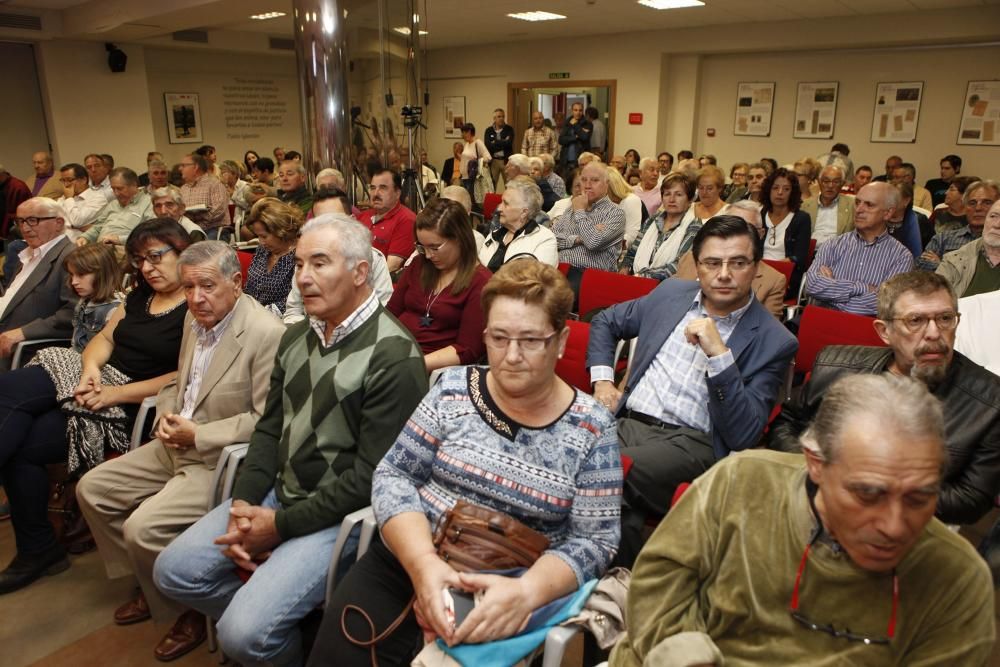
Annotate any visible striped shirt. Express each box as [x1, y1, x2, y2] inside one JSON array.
[[619, 292, 751, 431], [179, 174, 231, 230], [180, 307, 236, 419], [916, 226, 979, 271], [372, 365, 622, 585], [522, 126, 558, 158], [551, 196, 626, 271], [805, 229, 913, 315]]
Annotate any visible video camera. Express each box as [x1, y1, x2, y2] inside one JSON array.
[[401, 105, 423, 127]]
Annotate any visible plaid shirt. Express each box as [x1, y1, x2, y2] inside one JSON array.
[[521, 126, 558, 158], [309, 290, 379, 348], [551, 196, 625, 272], [180, 174, 231, 230], [916, 226, 979, 271]]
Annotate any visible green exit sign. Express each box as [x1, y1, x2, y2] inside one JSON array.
[[548, 72, 570, 79]]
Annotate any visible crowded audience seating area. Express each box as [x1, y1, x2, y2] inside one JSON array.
[[2, 104, 1000, 667]]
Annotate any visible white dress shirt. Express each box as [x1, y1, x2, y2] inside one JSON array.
[[812, 197, 839, 246], [179, 308, 236, 419], [0, 234, 67, 320], [90, 175, 114, 203], [60, 188, 110, 241]]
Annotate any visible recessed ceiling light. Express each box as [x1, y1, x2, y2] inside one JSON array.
[[637, 0, 704, 9], [250, 11, 286, 20], [507, 11, 566, 22], [393, 26, 429, 36]]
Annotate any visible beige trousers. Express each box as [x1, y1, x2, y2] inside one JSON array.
[[76, 441, 215, 621]]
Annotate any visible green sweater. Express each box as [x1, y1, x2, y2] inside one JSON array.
[[233, 306, 427, 539], [611, 450, 995, 667]]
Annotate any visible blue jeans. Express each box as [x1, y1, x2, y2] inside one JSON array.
[[153, 489, 355, 667]]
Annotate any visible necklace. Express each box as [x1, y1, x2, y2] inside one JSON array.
[[420, 282, 448, 327]]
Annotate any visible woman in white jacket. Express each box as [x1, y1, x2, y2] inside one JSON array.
[[620, 172, 702, 280], [479, 176, 558, 271]]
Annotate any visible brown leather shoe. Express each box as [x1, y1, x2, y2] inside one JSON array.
[[154, 610, 207, 662], [114, 591, 151, 625]]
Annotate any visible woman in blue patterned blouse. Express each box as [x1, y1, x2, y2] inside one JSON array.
[[310, 260, 622, 666], [243, 197, 300, 314]]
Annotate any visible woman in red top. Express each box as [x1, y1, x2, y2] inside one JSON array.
[[387, 199, 491, 372]]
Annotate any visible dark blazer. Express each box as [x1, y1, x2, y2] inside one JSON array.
[[587, 279, 798, 460], [0, 235, 78, 370], [441, 158, 459, 185], [765, 209, 811, 295], [769, 345, 1000, 525]]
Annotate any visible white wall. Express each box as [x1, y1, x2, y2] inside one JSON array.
[[34, 40, 156, 173], [0, 42, 51, 179], [696, 44, 1000, 183], [144, 48, 301, 168]]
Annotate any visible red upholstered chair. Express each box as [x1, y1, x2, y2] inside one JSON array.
[[763, 259, 794, 286], [237, 249, 254, 284], [577, 270, 658, 320], [555, 320, 593, 393], [794, 305, 885, 378], [482, 193, 502, 221], [557, 262, 571, 277]]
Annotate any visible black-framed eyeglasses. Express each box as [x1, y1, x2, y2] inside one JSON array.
[[889, 312, 960, 334], [483, 330, 558, 353], [789, 541, 897, 646], [768, 226, 778, 246], [14, 216, 58, 227], [130, 246, 176, 268]]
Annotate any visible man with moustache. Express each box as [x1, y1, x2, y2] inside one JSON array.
[[356, 169, 415, 273], [612, 374, 994, 667], [771, 271, 1000, 526]]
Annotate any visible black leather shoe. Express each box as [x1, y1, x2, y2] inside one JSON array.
[[0, 548, 70, 595]]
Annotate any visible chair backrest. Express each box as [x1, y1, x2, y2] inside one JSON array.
[[578, 269, 658, 320], [762, 259, 794, 285], [795, 305, 886, 375], [482, 192, 502, 220], [557, 262, 571, 277], [236, 249, 254, 284], [555, 319, 593, 393]]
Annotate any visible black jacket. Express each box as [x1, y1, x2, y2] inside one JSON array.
[[769, 345, 1000, 524], [484, 124, 514, 161], [764, 209, 811, 297], [558, 118, 593, 165]]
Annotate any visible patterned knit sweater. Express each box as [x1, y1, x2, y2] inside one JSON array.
[[373, 365, 623, 585], [233, 306, 428, 539]]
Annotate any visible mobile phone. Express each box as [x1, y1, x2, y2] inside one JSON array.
[[448, 588, 477, 627]]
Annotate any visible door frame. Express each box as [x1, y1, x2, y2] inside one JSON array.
[[507, 79, 617, 156]]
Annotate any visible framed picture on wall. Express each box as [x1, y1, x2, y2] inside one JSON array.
[[443, 96, 466, 139], [957, 80, 1000, 146], [870, 82, 923, 143], [164, 93, 203, 144], [733, 82, 775, 137], [793, 82, 838, 139]]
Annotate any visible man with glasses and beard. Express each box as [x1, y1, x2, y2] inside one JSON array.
[[771, 271, 1000, 526], [612, 373, 994, 667]]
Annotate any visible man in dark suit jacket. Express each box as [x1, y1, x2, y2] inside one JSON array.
[[0, 197, 78, 371], [587, 216, 798, 565]]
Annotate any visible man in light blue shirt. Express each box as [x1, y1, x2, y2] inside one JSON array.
[[78, 167, 153, 246]]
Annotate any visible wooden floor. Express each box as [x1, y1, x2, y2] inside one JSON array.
[[1, 512, 997, 666]]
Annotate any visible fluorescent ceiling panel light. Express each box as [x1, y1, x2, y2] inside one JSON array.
[[637, 0, 705, 9], [507, 11, 566, 21], [250, 11, 287, 20], [393, 26, 429, 35]]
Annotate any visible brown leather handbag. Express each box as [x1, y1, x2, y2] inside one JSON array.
[[341, 501, 550, 666]]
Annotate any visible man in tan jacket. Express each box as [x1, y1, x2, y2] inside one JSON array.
[[77, 241, 284, 662]]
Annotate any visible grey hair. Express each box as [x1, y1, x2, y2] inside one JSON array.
[[639, 157, 658, 171], [148, 160, 167, 171], [151, 185, 184, 206], [506, 154, 532, 176], [315, 168, 345, 189], [726, 199, 763, 227], [301, 213, 374, 286], [440, 185, 472, 214], [503, 176, 543, 217], [178, 240, 242, 279], [528, 156, 543, 172], [22, 196, 66, 219], [110, 167, 139, 186], [800, 374, 946, 471], [820, 164, 845, 181], [279, 160, 306, 176], [540, 153, 555, 169], [964, 179, 1000, 207], [219, 160, 242, 176]]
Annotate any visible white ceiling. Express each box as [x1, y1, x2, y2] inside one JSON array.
[[2, 0, 999, 49]]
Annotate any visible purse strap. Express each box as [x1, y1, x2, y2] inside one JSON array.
[[340, 597, 416, 667]]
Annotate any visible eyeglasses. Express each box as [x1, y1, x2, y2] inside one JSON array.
[[790, 541, 897, 645], [967, 198, 996, 209], [415, 240, 449, 256], [889, 312, 960, 334], [130, 246, 176, 268], [698, 257, 755, 272], [483, 330, 558, 353], [14, 216, 58, 227], [819, 178, 844, 186]]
